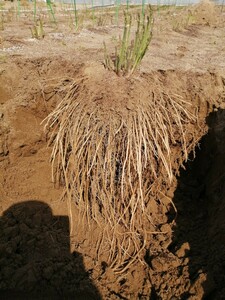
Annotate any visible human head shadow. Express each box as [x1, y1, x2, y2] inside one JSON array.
[[168, 108, 225, 299], [0, 200, 101, 300]]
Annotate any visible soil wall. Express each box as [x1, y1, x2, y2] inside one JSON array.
[[0, 58, 225, 299]]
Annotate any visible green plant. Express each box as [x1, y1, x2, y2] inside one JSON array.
[[46, 0, 56, 24], [141, 0, 145, 18], [115, 0, 120, 25], [30, 18, 45, 39], [104, 6, 153, 77]]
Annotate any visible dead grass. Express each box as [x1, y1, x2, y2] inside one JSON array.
[[43, 72, 197, 272]]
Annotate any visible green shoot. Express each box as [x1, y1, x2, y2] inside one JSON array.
[[142, 0, 145, 18], [104, 5, 154, 77], [46, 0, 56, 24], [115, 0, 120, 25], [126, 0, 129, 12]]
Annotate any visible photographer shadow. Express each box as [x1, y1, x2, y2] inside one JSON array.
[[0, 200, 101, 300]]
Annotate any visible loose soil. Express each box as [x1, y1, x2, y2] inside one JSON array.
[[0, 2, 225, 299]]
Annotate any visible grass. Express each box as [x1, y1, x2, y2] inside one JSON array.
[[17, 0, 21, 17]]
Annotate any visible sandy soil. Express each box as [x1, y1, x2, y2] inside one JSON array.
[[0, 1, 225, 299]]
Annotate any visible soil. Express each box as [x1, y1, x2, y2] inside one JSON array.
[[0, 1, 225, 299]]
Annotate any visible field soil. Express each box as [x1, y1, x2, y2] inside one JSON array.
[[0, 2, 225, 299]]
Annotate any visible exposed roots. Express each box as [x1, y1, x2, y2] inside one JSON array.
[[43, 74, 198, 272]]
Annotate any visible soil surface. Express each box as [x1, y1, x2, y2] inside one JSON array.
[[0, 1, 225, 299]]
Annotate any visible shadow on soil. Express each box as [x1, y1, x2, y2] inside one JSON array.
[[0, 201, 101, 300], [169, 109, 225, 299]]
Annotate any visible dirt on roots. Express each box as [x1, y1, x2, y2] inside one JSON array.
[[0, 2, 225, 299], [42, 64, 222, 273]]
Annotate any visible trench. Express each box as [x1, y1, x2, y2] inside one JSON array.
[[168, 108, 225, 299], [1, 61, 225, 299]]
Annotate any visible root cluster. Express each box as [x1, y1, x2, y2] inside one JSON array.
[[43, 73, 197, 272]]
